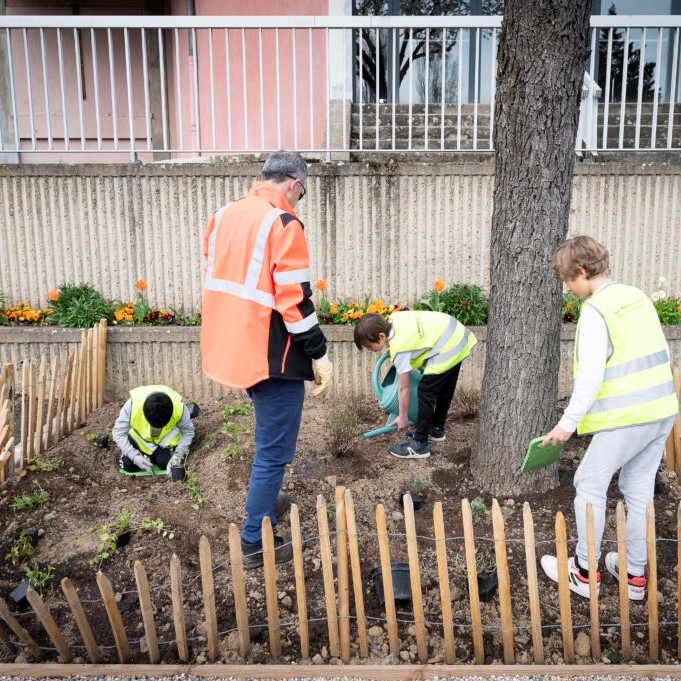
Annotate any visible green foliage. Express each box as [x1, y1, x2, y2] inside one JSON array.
[[28, 456, 64, 473], [137, 516, 175, 539], [326, 399, 363, 456], [183, 470, 207, 510], [48, 283, 114, 328], [470, 496, 487, 523], [223, 403, 252, 418], [561, 291, 582, 323], [5, 535, 36, 565], [403, 473, 426, 495], [414, 284, 488, 326], [11, 482, 48, 512], [0, 290, 6, 311], [654, 297, 681, 326], [326, 502, 336, 521], [23, 561, 54, 594]]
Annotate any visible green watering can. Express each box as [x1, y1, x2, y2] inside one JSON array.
[[362, 352, 422, 438]]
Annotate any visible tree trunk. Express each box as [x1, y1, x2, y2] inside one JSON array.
[[472, 0, 592, 496]]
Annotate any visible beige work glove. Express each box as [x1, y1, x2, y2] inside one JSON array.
[[311, 356, 334, 398]]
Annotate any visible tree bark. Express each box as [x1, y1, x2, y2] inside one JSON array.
[[472, 0, 592, 496]]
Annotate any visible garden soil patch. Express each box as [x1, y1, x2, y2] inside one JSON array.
[[0, 392, 680, 667]]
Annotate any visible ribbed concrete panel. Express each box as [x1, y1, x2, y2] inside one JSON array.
[[4, 326, 679, 401], [1, 162, 681, 312]]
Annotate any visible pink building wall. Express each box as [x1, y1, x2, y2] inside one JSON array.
[[5, 1, 332, 162]]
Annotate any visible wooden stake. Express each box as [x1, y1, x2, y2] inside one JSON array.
[[262, 516, 282, 658], [461, 498, 484, 664], [585, 502, 600, 659], [96, 571, 130, 663], [20, 361, 28, 469], [678, 501, 681, 660], [90, 325, 98, 414], [344, 489, 368, 658], [34, 358, 46, 456], [647, 501, 659, 662], [228, 523, 250, 658], [199, 536, 219, 661], [0, 438, 14, 483], [69, 345, 80, 432], [54, 352, 69, 444], [403, 493, 427, 662], [26, 362, 36, 461], [169, 554, 188, 663], [615, 501, 630, 660], [25, 587, 72, 663], [555, 511, 574, 663], [522, 502, 543, 664], [44, 356, 59, 451], [672, 366, 681, 476], [79, 331, 87, 425], [316, 494, 340, 657], [61, 577, 100, 664], [433, 502, 455, 664], [2, 364, 15, 475], [335, 486, 350, 664], [290, 503, 310, 659], [491, 499, 514, 664], [376, 502, 399, 655], [99, 319, 108, 407], [0, 596, 42, 659], [132, 562, 159, 664]]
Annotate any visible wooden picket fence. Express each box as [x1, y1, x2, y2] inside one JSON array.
[[0, 488, 680, 666], [0, 320, 107, 481], [665, 366, 681, 476]]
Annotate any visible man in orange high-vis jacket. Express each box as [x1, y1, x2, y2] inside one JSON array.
[[201, 150, 333, 570]]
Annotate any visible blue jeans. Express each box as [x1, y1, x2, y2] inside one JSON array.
[[242, 378, 305, 543]]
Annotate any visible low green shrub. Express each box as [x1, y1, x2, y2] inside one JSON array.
[[48, 283, 115, 328], [414, 283, 488, 326]]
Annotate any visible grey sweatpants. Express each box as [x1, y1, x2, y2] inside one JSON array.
[[574, 415, 676, 576]]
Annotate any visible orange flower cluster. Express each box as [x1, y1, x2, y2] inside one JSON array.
[[3, 303, 52, 324], [136, 279, 148, 291], [113, 302, 135, 323], [434, 279, 446, 292], [320, 298, 400, 325], [46, 289, 60, 302]]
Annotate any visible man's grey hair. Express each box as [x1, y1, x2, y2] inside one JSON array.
[[261, 150, 308, 183]]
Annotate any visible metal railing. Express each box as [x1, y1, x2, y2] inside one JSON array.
[[0, 14, 679, 161]]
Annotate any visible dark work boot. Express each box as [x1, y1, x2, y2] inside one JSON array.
[[273, 491, 291, 519], [241, 532, 294, 570]]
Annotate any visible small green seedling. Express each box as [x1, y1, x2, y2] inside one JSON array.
[[403, 473, 426, 495], [326, 502, 336, 521], [137, 517, 175, 539], [5, 535, 36, 565], [223, 403, 252, 418], [23, 562, 54, 594], [11, 482, 48, 512], [28, 456, 64, 473], [183, 470, 208, 510], [470, 496, 487, 523]]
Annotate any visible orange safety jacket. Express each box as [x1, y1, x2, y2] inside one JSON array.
[[200, 181, 327, 389]]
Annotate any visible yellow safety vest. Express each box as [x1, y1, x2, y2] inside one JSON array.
[[389, 311, 477, 375], [129, 385, 185, 455], [576, 283, 678, 435]]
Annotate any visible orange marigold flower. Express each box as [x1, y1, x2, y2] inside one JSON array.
[[434, 279, 445, 292], [46, 289, 60, 302], [136, 279, 148, 291], [316, 279, 327, 292], [366, 303, 377, 314], [329, 304, 339, 314]]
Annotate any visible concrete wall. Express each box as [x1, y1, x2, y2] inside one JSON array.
[[2, 325, 680, 403], [2, 159, 681, 314]]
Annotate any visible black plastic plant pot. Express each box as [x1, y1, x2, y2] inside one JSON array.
[[93, 432, 109, 448], [116, 530, 132, 548], [398, 492, 423, 511], [187, 402, 200, 419], [170, 466, 187, 482], [9, 580, 32, 608], [477, 570, 498, 602], [371, 563, 412, 604], [16, 527, 39, 547]]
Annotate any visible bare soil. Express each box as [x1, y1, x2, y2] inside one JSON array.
[[0, 392, 680, 667]]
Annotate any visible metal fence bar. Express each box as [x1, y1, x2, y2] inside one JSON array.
[[258, 28, 264, 151], [651, 27, 663, 149], [74, 28, 86, 150], [473, 26, 480, 150], [424, 28, 430, 150], [124, 28, 135, 159], [141, 28, 152, 151], [22, 28, 36, 150], [325, 27, 330, 157], [440, 28, 446, 150], [224, 28, 232, 150], [374, 27, 379, 151], [308, 27, 314, 150], [668, 27, 679, 149], [240, 27, 248, 150], [39, 28, 52, 151], [408, 27, 413, 150], [6, 28, 20, 151], [276, 28, 281, 150], [635, 28, 646, 149], [618, 27, 630, 149], [90, 29, 102, 151], [191, 27, 200, 151], [108, 28, 119, 150], [489, 27, 497, 150], [174, 28, 183, 151], [56, 28, 69, 151], [602, 27, 613, 150], [292, 27, 297, 150], [457, 28, 462, 150], [358, 27, 363, 151], [209, 28, 216, 152]]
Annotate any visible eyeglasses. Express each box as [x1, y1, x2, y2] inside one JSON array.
[[286, 174, 306, 199]]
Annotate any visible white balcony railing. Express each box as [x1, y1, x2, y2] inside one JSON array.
[[0, 15, 679, 162]]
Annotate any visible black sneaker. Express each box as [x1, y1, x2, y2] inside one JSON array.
[[407, 426, 446, 442], [388, 438, 431, 459], [241, 532, 294, 570], [273, 491, 291, 519]]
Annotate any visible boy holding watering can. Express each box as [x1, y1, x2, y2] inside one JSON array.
[[354, 311, 477, 459]]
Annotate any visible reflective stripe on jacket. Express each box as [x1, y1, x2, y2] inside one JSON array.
[[576, 283, 678, 435], [388, 311, 477, 375], [129, 385, 185, 455], [200, 182, 327, 389]]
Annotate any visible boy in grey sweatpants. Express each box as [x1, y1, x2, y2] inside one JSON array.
[[540, 236, 678, 600]]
